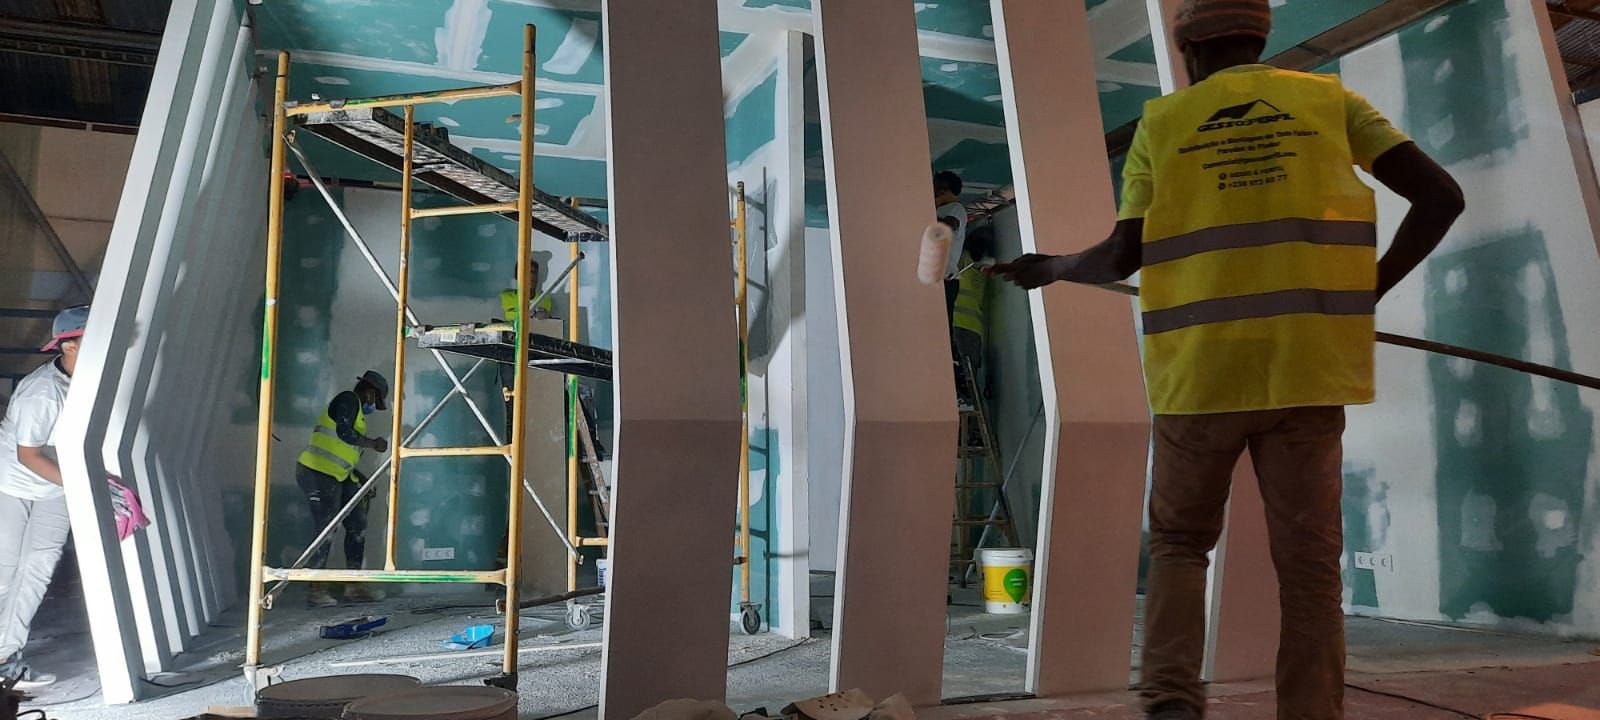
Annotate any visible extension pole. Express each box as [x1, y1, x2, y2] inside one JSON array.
[[734, 182, 752, 610], [244, 50, 291, 688]]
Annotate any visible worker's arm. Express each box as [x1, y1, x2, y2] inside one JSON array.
[[989, 220, 1143, 290], [16, 445, 63, 486], [1369, 142, 1464, 300], [329, 392, 386, 451]]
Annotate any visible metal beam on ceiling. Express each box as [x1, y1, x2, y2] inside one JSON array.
[[0, 16, 160, 67]]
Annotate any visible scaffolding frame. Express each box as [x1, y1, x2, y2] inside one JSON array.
[[246, 25, 541, 691]]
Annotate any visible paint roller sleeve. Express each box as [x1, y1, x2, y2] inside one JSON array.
[[918, 224, 953, 285]]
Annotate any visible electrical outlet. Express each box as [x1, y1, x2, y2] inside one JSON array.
[[421, 547, 455, 561], [1353, 551, 1394, 573]]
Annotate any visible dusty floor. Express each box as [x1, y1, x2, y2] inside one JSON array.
[[13, 563, 1600, 720]]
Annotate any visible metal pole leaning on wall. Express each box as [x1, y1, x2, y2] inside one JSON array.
[[244, 50, 291, 689], [1093, 282, 1600, 391], [283, 139, 575, 560], [502, 22, 537, 686]]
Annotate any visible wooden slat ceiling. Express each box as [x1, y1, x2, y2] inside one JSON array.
[[1548, 1, 1600, 95]]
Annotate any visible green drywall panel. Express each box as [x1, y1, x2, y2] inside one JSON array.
[[1427, 231, 1593, 623], [1341, 463, 1385, 610], [915, 0, 994, 39], [933, 138, 1012, 191], [1399, 0, 1526, 165], [727, 72, 780, 166], [1265, 0, 1387, 57], [922, 58, 1004, 127]]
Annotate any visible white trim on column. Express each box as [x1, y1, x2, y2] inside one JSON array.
[[769, 29, 812, 641], [53, 0, 221, 702]]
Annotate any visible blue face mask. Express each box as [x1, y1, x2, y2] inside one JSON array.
[[363, 403, 376, 415]]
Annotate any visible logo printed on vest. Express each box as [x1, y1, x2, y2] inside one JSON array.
[[1199, 99, 1295, 133]]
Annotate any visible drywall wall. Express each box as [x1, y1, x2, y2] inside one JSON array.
[[1338, 0, 1600, 636]]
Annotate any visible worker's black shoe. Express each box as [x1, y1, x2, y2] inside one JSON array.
[[1147, 701, 1201, 720]]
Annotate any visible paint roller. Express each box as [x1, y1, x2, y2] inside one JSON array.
[[917, 222, 954, 285]]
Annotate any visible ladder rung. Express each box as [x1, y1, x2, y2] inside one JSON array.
[[578, 537, 609, 547], [263, 568, 507, 584], [399, 445, 512, 458], [410, 201, 519, 219]]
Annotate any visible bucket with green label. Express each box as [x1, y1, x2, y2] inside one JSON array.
[[978, 548, 1033, 614]]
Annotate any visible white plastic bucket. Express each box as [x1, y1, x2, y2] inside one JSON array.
[[978, 548, 1033, 614]]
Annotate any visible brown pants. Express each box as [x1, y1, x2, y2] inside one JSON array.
[[1141, 407, 1346, 720]]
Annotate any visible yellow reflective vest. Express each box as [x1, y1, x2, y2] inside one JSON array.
[[500, 288, 554, 321], [952, 252, 986, 338], [1121, 65, 1409, 415], [298, 400, 367, 482]]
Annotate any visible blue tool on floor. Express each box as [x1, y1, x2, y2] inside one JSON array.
[[443, 624, 495, 650], [319, 616, 387, 639]]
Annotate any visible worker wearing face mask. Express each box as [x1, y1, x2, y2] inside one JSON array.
[[295, 370, 390, 608]]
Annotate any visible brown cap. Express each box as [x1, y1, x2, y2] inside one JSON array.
[[1172, 0, 1273, 48]]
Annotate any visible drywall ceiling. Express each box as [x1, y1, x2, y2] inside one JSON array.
[[254, 0, 1386, 200]]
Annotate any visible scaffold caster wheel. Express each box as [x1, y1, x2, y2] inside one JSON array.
[[566, 603, 593, 631], [740, 605, 761, 635]]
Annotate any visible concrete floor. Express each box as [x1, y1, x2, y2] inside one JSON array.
[[14, 566, 1600, 720]]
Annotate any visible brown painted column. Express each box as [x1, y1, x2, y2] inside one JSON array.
[[813, 0, 959, 705], [597, 2, 741, 717], [992, 0, 1152, 696]]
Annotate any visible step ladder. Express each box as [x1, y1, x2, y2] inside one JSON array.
[[574, 388, 611, 538], [951, 356, 1019, 588]]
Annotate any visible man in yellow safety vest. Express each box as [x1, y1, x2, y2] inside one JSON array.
[[992, 1, 1464, 718], [296, 370, 391, 608]]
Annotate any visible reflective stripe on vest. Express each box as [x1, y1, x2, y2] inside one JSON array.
[[1137, 67, 1378, 415], [297, 402, 367, 482], [953, 256, 986, 337]]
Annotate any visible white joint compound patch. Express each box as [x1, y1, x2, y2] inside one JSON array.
[[436, 0, 492, 72], [545, 17, 599, 76], [1529, 493, 1576, 558]]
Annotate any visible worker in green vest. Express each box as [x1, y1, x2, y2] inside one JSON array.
[[497, 259, 555, 439], [499, 259, 554, 325], [296, 370, 390, 608], [951, 225, 993, 411]]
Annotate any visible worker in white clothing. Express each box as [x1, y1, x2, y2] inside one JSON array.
[[0, 305, 90, 690], [934, 170, 969, 320]]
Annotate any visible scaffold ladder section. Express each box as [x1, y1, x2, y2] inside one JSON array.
[[245, 25, 541, 693]]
